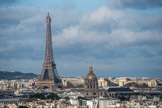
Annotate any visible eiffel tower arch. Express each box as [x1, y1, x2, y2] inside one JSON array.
[[35, 13, 63, 90]]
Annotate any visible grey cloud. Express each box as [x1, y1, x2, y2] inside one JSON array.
[[109, 0, 162, 9], [81, 7, 162, 32], [0, 0, 20, 7], [0, 6, 162, 77], [0, 42, 43, 60], [0, 7, 81, 39], [0, 7, 81, 61], [1, 6, 161, 59], [52, 5, 162, 78]]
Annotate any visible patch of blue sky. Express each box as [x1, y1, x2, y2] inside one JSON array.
[[125, 7, 162, 15], [0, 0, 109, 12]]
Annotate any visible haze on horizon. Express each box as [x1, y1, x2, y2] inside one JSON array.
[[0, 0, 162, 78]]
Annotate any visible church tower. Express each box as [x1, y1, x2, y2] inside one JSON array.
[[83, 65, 106, 98], [84, 65, 99, 98], [35, 13, 63, 90]]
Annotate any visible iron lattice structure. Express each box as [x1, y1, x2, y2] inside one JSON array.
[[36, 13, 63, 89]]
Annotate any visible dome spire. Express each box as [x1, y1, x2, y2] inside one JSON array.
[[89, 65, 93, 73], [86, 65, 97, 80]]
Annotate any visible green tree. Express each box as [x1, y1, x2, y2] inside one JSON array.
[[77, 96, 86, 100], [76, 84, 84, 88], [29, 93, 45, 99], [119, 96, 130, 101], [47, 93, 60, 100], [64, 96, 70, 100], [66, 82, 75, 88]]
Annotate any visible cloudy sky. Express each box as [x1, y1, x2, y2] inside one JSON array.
[[0, 0, 162, 78]]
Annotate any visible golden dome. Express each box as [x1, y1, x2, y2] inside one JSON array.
[[86, 65, 97, 80], [86, 72, 97, 80]]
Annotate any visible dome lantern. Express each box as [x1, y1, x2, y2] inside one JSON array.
[[86, 65, 97, 80]]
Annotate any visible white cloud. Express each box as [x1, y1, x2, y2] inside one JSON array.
[[53, 6, 162, 48], [81, 6, 122, 26]]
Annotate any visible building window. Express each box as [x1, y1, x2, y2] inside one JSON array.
[[93, 92, 96, 95], [88, 86, 89, 88], [87, 93, 88, 95], [101, 93, 102, 95], [100, 82, 102, 86]]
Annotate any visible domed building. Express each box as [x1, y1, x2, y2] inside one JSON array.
[[83, 65, 135, 98], [83, 65, 106, 98]]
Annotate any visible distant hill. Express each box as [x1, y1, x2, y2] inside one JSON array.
[[0, 71, 38, 80]]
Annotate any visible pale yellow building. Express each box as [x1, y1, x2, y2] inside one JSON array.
[[148, 79, 158, 87], [119, 78, 128, 87], [98, 78, 108, 88], [62, 77, 84, 87]]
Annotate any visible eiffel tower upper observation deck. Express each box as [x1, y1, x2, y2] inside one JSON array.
[[35, 13, 63, 90]]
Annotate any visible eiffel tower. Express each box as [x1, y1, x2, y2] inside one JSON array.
[[36, 13, 63, 90]]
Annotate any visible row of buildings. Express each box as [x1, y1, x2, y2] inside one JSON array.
[[0, 76, 161, 91], [0, 96, 161, 108]]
